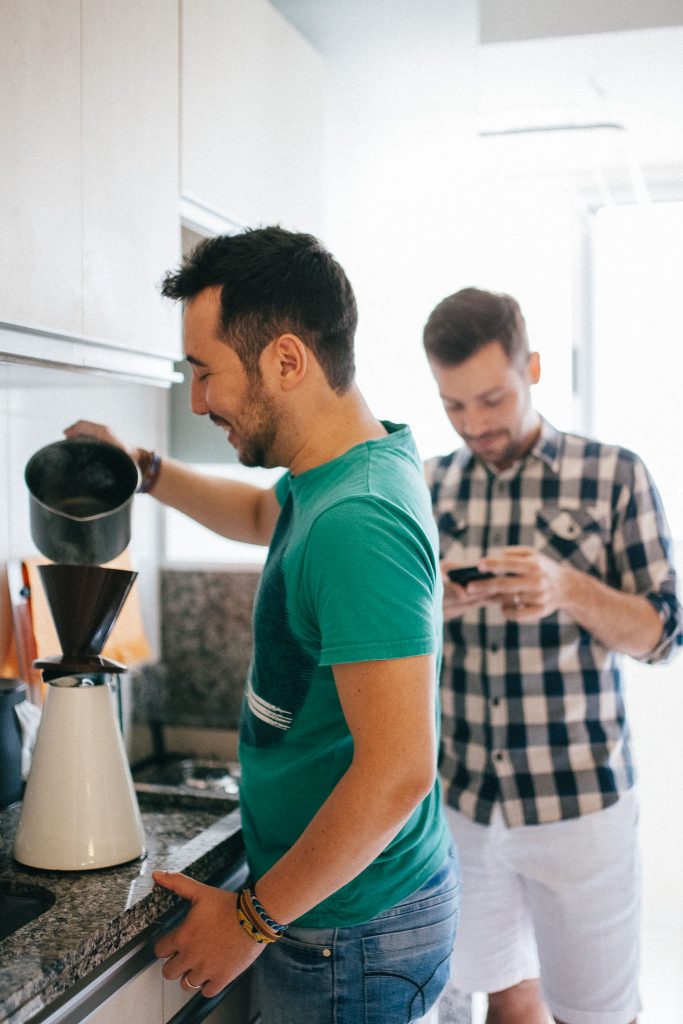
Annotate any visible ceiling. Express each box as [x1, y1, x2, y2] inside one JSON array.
[[271, 0, 683, 48], [270, 0, 683, 204]]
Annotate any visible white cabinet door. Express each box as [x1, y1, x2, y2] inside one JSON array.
[[81, 0, 181, 358], [182, 0, 323, 233], [82, 959, 163, 1024], [0, 0, 82, 334]]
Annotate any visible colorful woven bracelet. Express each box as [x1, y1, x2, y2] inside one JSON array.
[[249, 889, 288, 936], [236, 904, 276, 945], [237, 888, 287, 942]]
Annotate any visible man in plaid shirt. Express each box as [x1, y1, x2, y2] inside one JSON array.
[[423, 287, 681, 1024]]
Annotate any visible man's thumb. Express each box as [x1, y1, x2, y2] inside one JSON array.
[[153, 870, 200, 901]]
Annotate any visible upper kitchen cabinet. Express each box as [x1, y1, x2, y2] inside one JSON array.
[[0, 0, 82, 335], [0, 0, 181, 382], [182, 0, 324, 234], [81, 0, 179, 356]]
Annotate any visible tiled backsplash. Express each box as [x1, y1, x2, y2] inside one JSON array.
[[136, 568, 260, 730]]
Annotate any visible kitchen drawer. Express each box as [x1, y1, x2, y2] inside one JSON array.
[[81, 961, 163, 1024]]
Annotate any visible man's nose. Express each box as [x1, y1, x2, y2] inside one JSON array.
[[462, 406, 490, 437], [190, 376, 209, 416]]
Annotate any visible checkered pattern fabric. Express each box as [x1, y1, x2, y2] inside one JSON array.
[[425, 418, 681, 827]]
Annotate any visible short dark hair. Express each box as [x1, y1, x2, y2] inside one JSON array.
[[423, 287, 529, 368], [162, 226, 358, 393]]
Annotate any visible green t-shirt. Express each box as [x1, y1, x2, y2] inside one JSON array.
[[238, 422, 450, 927]]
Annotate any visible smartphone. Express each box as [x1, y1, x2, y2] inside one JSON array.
[[446, 566, 496, 586]]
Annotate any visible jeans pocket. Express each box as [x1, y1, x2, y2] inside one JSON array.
[[362, 908, 457, 1024], [255, 932, 335, 1024], [269, 929, 333, 974]]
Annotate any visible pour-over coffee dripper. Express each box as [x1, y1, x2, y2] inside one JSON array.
[[33, 563, 136, 679], [14, 564, 146, 871]]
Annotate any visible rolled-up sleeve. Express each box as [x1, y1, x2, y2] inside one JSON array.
[[613, 453, 682, 663]]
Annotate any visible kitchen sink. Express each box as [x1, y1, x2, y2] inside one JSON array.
[[0, 883, 55, 942], [133, 757, 240, 798]]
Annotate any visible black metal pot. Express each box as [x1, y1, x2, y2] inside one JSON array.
[[25, 439, 139, 565]]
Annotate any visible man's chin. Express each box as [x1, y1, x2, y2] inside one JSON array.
[[470, 437, 506, 459], [237, 447, 268, 469]]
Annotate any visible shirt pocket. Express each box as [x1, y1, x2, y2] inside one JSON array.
[[535, 506, 609, 575]]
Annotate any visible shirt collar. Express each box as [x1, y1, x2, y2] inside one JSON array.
[[531, 417, 562, 473], [455, 416, 562, 476]]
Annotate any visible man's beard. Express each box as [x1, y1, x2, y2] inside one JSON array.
[[235, 378, 281, 469]]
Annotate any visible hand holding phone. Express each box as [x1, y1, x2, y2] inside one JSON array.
[[447, 566, 518, 586], [446, 566, 496, 586]]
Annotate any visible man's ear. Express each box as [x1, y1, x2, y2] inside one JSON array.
[[265, 334, 308, 390], [528, 351, 541, 385]]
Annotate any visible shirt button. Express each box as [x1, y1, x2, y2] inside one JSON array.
[[491, 697, 500, 706], [494, 751, 504, 761], [490, 643, 499, 653], [322, 948, 332, 958]]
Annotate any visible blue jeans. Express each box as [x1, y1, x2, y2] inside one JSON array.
[[252, 848, 460, 1024]]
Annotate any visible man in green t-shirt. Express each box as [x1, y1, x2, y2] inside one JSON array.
[[65, 227, 458, 1024]]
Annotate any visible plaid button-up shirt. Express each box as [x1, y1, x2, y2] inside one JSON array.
[[425, 417, 681, 827]]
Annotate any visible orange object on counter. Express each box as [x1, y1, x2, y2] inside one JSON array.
[[0, 628, 19, 679]]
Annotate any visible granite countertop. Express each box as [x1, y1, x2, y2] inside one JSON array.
[[0, 792, 243, 1024]]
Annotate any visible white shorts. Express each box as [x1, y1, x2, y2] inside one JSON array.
[[444, 790, 642, 1024]]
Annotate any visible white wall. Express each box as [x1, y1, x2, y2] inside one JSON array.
[[318, 0, 479, 460]]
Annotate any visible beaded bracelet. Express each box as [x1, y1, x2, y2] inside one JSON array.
[[136, 448, 162, 494]]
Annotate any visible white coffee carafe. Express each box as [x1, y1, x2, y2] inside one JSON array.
[[14, 564, 146, 871]]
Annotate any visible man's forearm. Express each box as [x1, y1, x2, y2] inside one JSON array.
[[561, 567, 664, 658], [146, 456, 274, 546], [62, 419, 277, 545], [253, 756, 434, 926]]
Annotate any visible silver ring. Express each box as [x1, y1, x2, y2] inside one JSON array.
[[512, 593, 521, 609], [183, 974, 203, 991]]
